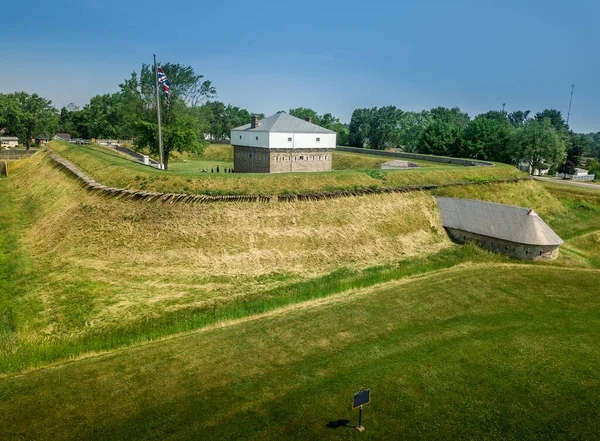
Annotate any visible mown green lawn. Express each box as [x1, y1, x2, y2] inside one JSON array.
[[168, 159, 233, 174], [1, 265, 599, 440]]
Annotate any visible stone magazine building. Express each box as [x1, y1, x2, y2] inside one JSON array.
[[230, 113, 336, 173], [435, 197, 563, 261]]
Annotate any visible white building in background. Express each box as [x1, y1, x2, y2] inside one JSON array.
[[518, 161, 550, 176], [0, 137, 19, 148], [230, 113, 336, 173]]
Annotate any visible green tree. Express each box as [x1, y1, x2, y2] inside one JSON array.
[[534, 109, 569, 132], [566, 132, 591, 165], [119, 62, 216, 169], [86, 93, 128, 138], [395, 110, 431, 152], [585, 158, 599, 177], [202, 101, 253, 140], [348, 108, 373, 147], [477, 110, 509, 123], [557, 161, 576, 175], [0, 94, 20, 136], [429, 106, 470, 127], [460, 114, 513, 162], [289, 107, 321, 125], [0, 92, 58, 150], [508, 110, 531, 127], [509, 118, 566, 174], [319, 113, 339, 129], [348, 106, 402, 150], [58, 106, 74, 134], [417, 119, 462, 156], [58, 103, 90, 138], [334, 125, 350, 146], [202, 101, 228, 140], [368, 106, 403, 150]]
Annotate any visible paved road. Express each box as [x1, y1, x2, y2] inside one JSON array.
[[533, 176, 600, 191]]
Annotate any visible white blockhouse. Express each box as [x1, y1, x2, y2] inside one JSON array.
[[230, 113, 336, 173]]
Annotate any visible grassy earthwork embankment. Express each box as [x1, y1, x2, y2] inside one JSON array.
[[49, 141, 524, 195], [0, 147, 599, 439]]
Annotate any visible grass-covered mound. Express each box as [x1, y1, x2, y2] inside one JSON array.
[[2, 151, 460, 373], [2, 264, 600, 440], [2, 152, 600, 439], [48, 141, 524, 196], [1, 151, 595, 374]]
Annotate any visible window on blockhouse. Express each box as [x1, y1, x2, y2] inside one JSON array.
[[288, 137, 292, 142], [300, 156, 304, 160], [316, 137, 320, 142], [239, 135, 242, 139], [256, 136, 258, 140]]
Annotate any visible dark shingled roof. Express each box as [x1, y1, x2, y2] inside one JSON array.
[[232, 113, 335, 134], [435, 197, 563, 246]]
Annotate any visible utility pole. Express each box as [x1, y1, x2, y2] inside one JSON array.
[[502, 103, 506, 114], [154, 54, 164, 170], [566, 84, 575, 126]]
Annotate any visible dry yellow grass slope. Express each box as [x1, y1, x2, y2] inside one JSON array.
[[9, 152, 450, 339]]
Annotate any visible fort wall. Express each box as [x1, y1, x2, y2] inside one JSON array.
[[233, 145, 333, 173], [446, 228, 560, 261]]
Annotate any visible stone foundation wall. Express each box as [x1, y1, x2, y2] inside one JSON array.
[[233, 146, 271, 173], [233, 145, 332, 173], [446, 228, 560, 261]]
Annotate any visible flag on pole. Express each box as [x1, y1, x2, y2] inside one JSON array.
[[157, 66, 172, 106]]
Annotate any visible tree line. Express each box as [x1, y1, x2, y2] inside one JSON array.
[[1, 61, 599, 172], [347, 106, 600, 174]]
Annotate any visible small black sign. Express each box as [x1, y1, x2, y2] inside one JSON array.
[[353, 388, 371, 408]]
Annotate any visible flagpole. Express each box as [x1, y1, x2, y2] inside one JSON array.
[[154, 54, 164, 170]]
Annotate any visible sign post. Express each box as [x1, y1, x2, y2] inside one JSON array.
[[352, 387, 371, 432]]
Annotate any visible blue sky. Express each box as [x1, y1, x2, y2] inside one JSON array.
[[2, 0, 599, 132]]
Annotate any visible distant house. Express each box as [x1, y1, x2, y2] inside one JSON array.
[[53, 133, 71, 141], [436, 197, 563, 261], [230, 113, 336, 173], [518, 161, 550, 176], [35, 136, 52, 145], [0, 136, 19, 148]]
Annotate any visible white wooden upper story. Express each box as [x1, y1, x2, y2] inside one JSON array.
[[231, 113, 336, 150]]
